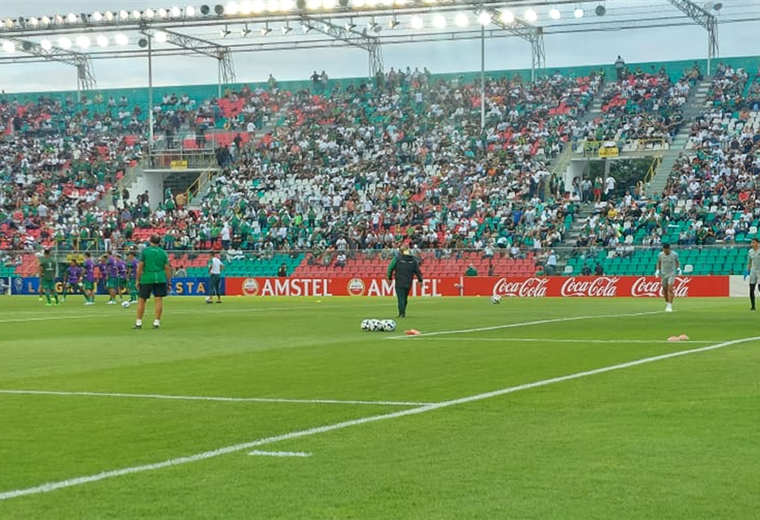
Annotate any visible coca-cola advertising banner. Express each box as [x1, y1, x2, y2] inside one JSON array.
[[226, 276, 728, 297], [467, 276, 729, 298]]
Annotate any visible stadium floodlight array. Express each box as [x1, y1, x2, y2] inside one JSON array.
[[0, 2, 596, 33]]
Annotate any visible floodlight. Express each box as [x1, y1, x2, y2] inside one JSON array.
[[2, 41, 15, 53], [59, 37, 72, 49], [454, 13, 468, 27], [574, 8, 584, 18], [549, 8, 561, 20], [96, 34, 109, 47], [432, 14, 446, 28], [226, 1, 239, 14], [40, 39, 53, 50], [410, 15, 423, 29], [524, 8, 537, 21], [477, 11, 491, 25], [155, 31, 169, 42], [76, 35, 91, 48], [115, 33, 129, 46], [500, 10, 514, 24]]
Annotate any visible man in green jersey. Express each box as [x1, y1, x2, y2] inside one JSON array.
[[38, 249, 59, 306], [134, 235, 172, 329]]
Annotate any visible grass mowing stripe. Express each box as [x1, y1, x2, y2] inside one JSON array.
[[0, 389, 432, 407], [2, 332, 757, 503], [386, 310, 663, 339]]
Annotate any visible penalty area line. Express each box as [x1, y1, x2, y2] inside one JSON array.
[[0, 389, 431, 407], [2, 333, 759, 503], [249, 450, 312, 458], [407, 337, 715, 344], [386, 310, 663, 339]]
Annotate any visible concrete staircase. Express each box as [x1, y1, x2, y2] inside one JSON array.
[[566, 201, 596, 247], [647, 78, 712, 196]]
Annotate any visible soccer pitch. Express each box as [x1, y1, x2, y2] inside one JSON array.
[[1, 296, 758, 519]]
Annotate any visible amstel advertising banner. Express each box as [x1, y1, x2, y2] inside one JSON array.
[[226, 276, 729, 298]]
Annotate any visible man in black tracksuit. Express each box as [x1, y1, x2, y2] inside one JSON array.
[[387, 247, 423, 318]]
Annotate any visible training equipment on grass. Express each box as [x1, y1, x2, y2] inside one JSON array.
[[678, 334, 690, 340], [121, 301, 131, 309], [491, 295, 501, 304], [667, 336, 680, 342], [361, 319, 396, 332], [405, 329, 421, 336]]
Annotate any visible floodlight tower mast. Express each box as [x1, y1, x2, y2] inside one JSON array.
[[666, 0, 719, 74], [481, 8, 545, 81]]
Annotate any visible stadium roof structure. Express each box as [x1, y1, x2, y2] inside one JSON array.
[[0, 0, 755, 92]]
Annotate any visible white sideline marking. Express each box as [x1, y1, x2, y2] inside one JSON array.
[[409, 337, 714, 344], [0, 300, 439, 325], [0, 390, 431, 408], [248, 450, 312, 458], [386, 311, 662, 339], [2, 334, 758, 503]]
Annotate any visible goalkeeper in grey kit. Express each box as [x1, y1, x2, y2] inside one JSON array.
[[387, 246, 423, 318]]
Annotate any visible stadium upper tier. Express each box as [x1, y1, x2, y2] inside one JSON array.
[[2, 55, 760, 278]]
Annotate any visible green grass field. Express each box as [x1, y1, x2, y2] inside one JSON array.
[[1, 295, 759, 520]]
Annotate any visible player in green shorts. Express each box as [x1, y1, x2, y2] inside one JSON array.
[[38, 249, 59, 306], [104, 253, 119, 304], [127, 251, 139, 302]]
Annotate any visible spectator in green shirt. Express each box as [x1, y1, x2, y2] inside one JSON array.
[[465, 264, 478, 277]]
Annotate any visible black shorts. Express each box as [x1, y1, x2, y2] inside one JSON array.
[[139, 282, 169, 300]]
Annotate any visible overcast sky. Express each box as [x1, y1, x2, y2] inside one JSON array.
[[1, 0, 759, 92]]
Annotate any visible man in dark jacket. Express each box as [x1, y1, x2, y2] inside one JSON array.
[[387, 246, 423, 318]]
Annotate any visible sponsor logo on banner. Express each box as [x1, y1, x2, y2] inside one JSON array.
[[561, 276, 620, 297], [631, 276, 691, 298], [492, 277, 549, 298], [347, 278, 366, 296], [242, 278, 260, 296]]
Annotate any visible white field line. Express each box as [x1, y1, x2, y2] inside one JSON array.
[[0, 300, 438, 325], [0, 389, 431, 407], [248, 450, 312, 458], [2, 333, 759, 503], [407, 337, 715, 344], [386, 310, 663, 339]]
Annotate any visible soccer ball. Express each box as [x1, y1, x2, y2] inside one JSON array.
[[121, 301, 131, 309], [361, 319, 370, 331], [491, 294, 502, 304], [370, 319, 382, 332], [382, 320, 397, 332]]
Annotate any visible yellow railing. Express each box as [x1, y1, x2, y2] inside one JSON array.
[[644, 155, 663, 185], [577, 138, 668, 156]]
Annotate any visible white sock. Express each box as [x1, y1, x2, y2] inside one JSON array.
[[153, 319, 160, 327], [136, 319, 142, 326]]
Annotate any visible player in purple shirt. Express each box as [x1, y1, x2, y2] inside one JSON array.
[[126, 251, 139, 302], [105, 253, 119, 304], [63, 259, 85, 302], [83, 252, 96, 305], [116, 254, 128, 302]]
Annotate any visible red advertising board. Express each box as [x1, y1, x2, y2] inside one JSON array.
[[225, 277, 463, 297], [464, 276, 729, 298], [225, 276, 729, 298]]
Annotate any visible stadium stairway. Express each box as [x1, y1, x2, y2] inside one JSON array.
[[647, 78, 711, 196], [567, 204, 597, 247]]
